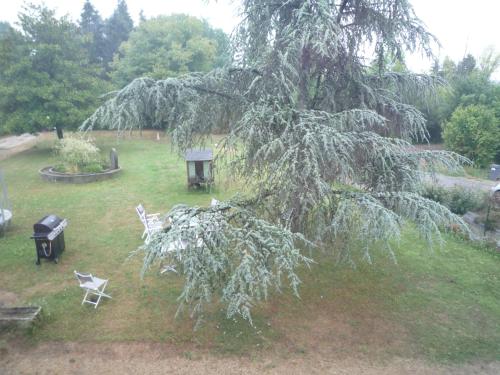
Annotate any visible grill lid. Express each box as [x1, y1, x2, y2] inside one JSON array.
[[33, 215, 63, 234]]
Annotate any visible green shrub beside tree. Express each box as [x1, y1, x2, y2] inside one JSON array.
[[443, 104, 500, 167]]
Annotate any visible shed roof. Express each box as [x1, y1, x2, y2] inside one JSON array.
[[185, 149, 213, 161]]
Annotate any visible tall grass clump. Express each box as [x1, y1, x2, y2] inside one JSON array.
[[53, 136, 105, 173]]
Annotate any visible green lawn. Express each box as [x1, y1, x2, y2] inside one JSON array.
[[0, 133, 499, 363]]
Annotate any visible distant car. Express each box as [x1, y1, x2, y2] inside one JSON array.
[[492, 183, 500, 208], [489, 164, 500, 180]]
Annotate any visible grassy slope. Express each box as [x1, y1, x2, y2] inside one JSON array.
[[438, 166, 491, 180], [0, 134, 498, 363]]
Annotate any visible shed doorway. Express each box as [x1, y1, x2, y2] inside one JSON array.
[[195, 161, 204, 180]]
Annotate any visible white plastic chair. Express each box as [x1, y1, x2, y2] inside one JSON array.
[[136, 204, 163, 242], [74, 271, 112, 308], [136, 204, 161, 223]]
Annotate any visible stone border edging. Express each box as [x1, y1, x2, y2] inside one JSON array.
[[39, 166, 121, 184]]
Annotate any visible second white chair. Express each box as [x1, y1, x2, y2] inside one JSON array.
[[74, 271, 112, 308]]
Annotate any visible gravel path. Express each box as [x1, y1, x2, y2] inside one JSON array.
[[0, 134, 37, 150], [0, 133, 39, 161], [428, 173, 497, 191]]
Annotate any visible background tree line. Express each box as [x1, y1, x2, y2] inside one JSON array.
[[422, 50, 500, 166], [369, 49, 500, 167], [1, 0, 498, 168], [0, 0, 229, 137]]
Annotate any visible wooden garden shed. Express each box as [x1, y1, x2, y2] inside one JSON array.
[[185, 149, 214, 187]]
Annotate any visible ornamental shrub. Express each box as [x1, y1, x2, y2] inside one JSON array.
[[447, 186, 485, 215], [443, 105, 500, 167], [422, 184, 485, 215], [54, 136, 105, 173], [421, 184, 449, 206]]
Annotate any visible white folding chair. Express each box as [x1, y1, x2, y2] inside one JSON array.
[[136, 204, 163, 241], [136, 204, 161, 223], [142, 216, 165, 244], [74, 271, 112, 308]]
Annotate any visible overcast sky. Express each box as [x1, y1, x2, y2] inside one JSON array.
[[1, 0, 499, 77]]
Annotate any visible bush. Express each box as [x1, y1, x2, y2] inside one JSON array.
[[422, 184, 485, 215], [53, 136, 105, 173], [443, 105, 500, 167], [447, 187, 485, 215], [421, 184, 449, 206]]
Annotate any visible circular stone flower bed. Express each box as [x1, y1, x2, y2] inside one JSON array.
[[39, 166, 121, 184]]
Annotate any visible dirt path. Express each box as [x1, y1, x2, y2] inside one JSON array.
[[0, 341, 498, 375], [3, 290, 497, 374]]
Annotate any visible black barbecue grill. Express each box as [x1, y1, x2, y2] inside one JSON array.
[[31, 215, 67, 265]]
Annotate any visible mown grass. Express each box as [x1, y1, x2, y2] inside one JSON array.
[[0, 133, 499, 363]]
